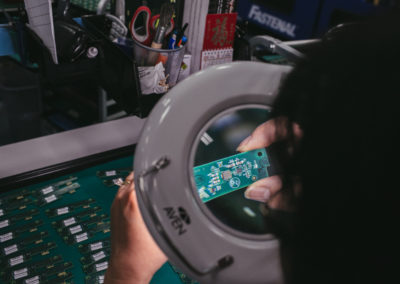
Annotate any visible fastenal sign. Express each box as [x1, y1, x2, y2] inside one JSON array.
[[237, 0, 302, 39], [247, 5, 297, 38]]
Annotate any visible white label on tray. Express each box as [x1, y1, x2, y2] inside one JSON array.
[[98, 275, 105, 284], [105, 170, 117, 176], [41, 186, 54, 195], [95, 261, 108, 272], [44, 194, 57, 203], [90, 242, 103, 251], [57, 207, 69, 215], [0, 232, 13, 243], [69, 225, 82, 235], [92, 250, 106, 262], [0, 209, 4, 217], [75, 232, 88, 243], [4, 244, 18, 255], [113, 178, 123, 185], [24, 275, 39, 284], [10, 255, 24, 266], [13, 267, 28, 280], [63, 217, 76, 227], [0, 219, 9, 228]]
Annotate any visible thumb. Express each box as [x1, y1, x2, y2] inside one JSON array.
[[244, 175, 282, 203]]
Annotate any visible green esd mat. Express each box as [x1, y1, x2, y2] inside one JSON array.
[[0, 156, 186, 284]]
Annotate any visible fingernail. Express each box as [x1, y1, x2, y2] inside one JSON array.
[[237, 135, 252, 152], [244, 187, 270, 202]]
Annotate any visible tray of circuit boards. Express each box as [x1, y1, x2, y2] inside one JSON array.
[[0, 156, 196, 284]]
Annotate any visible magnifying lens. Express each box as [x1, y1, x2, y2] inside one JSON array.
[[134, 61, 292, 284]]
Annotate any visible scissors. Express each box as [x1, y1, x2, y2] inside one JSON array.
[[130, 6, 174, 46]]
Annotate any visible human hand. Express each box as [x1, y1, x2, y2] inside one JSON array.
[[105, 172, 167, 284], [237, 119, 301, 209]]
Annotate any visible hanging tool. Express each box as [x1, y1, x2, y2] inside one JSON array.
[[115, 0, 126, 24], [96, 0, 127, 41]]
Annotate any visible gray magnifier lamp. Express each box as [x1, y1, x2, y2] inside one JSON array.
[[134, 61, 292, 284]]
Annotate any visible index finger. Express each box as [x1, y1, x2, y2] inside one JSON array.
[[237, 119, 278, 152], [237, 118, 302, 152]]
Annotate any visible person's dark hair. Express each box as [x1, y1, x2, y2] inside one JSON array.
[[271, 11, 400, 284]]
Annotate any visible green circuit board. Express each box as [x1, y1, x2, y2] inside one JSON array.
[[0, 156, 186, 284], [193, 148, 270, 203]]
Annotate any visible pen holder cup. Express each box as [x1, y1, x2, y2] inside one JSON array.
[[132, 39, 185, 91]]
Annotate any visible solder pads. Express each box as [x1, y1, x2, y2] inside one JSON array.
[[193, 148, 270, 203]]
